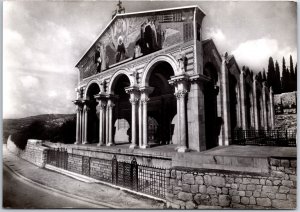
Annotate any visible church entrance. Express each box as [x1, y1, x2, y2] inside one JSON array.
[[147, 62, 176, 146], [203, 62, 219, 149], [86, 83, 100, 144], [113, 74, 131, 144]]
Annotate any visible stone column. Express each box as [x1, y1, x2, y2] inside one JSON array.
[[82, 103, 89, 144], [139, 86, 154, 149], [175, 90, 188, 152], [240, 70, 247, 130], [125, 87, 140, 149], [107, 99, 115, 146], [269, 87, 275, 129], [138, 100, 143, 148], [97, 99, 107, 146], [73, 100, 83, 145], [253, 78, 259, 130], [169, 75, 189, 152], [75, 105, 82, 144], [221, 54, 231, 145], [262, 82, 268, 130]]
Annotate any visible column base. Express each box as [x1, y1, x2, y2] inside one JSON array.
[[74, 141, 81, 145], [129, 144, 138, 149], [97, 143, 106, 147], [176, 146, 189, 153], [140, 145, 149, 149], [82, 141, 89, 145], [106, 143, 115, 147]]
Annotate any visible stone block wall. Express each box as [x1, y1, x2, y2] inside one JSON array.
[[165, 157, 296, 209], [67, 154, 83, 174], [7, 136, 48, 168], [90, 158, 112, 182]]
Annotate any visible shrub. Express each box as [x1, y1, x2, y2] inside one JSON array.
[[11, 120, 47, 150]]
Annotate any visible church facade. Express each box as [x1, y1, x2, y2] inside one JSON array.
[[73, 5, 275, 152]]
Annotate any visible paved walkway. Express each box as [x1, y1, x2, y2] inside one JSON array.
[[3, 146, 165, 209]]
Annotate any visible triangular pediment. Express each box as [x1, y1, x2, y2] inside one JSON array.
[[76, 5, 205, 72]]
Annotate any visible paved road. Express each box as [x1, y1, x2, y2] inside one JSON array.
[[3, 166, 107, 209]]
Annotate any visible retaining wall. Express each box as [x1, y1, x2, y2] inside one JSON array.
[[6, 136, 48, 167], [165, 158, 296, 209]]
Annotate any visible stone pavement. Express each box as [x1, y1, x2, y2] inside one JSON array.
[[3, 146, 165, 209]]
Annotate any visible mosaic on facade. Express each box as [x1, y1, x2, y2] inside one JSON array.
[[78, 9, 194, 79]]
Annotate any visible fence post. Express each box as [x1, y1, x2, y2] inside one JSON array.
[[112, 155, 118, 185], [131, 157, 138, 191]]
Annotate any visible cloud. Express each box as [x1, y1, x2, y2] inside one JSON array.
[[20, 75, 40, 89], [231, 38, 297, 71], [205, 27, 226, 43], [48, 90, 58, 98]]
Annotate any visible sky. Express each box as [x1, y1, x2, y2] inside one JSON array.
[[3, 1, 297, 119]]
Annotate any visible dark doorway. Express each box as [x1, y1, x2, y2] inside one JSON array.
[[203, 63, 219, 149], [86, 83, 100, 143], [148, 62, 176, 146], [113, 74, 131, 144]]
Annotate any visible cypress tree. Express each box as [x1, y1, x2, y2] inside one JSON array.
[[274, 60, 281, 94], [290, 55, 294, 76], [267, 57, 275, 87], [282, 57, 288, 92], [262, 69, 267, 82]]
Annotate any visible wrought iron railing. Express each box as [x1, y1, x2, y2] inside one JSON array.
[[46, 149, 166, 199], [232, 130, 297, 147], [46, 148, 68, 169]]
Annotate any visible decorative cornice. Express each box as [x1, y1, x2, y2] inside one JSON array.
[[168, 74, 189, 85], [79, 41, 195, 87]]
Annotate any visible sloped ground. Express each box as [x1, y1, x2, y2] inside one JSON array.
[[275, 114, 297, 131]]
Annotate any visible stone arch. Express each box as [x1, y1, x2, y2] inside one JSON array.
[[108, 69, 134, 94], [84, 79, 102, 99], [141, 54, 178, 87]]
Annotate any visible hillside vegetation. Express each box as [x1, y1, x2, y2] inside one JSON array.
[[3, 114, 76, 149]]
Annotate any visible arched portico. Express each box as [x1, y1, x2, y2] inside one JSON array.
[[141, 54, 178, 87], [108, 69, 134, 94], [82, 82, 101, 144], [84, 79, 102, 99]]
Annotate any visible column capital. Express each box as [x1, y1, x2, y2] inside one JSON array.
[[107, 101, 115, 109], [169, 74, 189, 86], [174, 89, 188, 99], [125, 86, 140, 95], [72, 99, 84, 106], [139, 86, 154, 95], [94, 92, 107, 100], [83, 104, 90, 112], [97, 101, 107, 110]]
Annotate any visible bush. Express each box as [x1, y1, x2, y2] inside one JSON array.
[[11, 120, 47, 150], [10, 118, 76, 149], [50, 118, 76, 144]]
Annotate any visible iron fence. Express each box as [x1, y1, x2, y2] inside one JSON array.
[[232, 130, 296, 147], [138, 165, 166, 199], [46, 148, 68, 169], [46, 149, 166, 199]]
